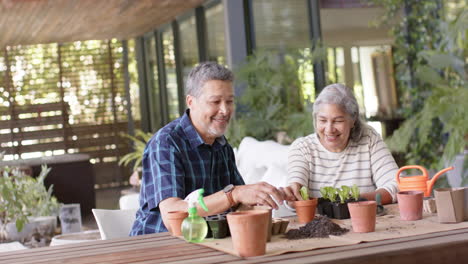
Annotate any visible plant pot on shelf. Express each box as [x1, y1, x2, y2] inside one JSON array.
[[294, 198, 318, 224], [1, 216, 57, 243], [332, 202, 350, 219], [166, 211, 188, 236], [227, 210, 270, 257], [348, 201, 377, 233], [434, 188, 465, 223], [397, 191, 424, 221]]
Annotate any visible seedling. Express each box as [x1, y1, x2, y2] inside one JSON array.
[[326, 187, 337, 203], [338, 186, 351, 204], [319, 187, 327, 198], [351, 184, 360, 201], [300, 186, 309, 200]]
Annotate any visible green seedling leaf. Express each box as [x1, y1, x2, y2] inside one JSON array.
[[300, 186, 309, 200]]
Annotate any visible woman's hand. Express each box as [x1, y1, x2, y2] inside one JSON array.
[[281, 182, 303, 201]]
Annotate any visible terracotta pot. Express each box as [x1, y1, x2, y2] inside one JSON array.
[[227, 210, 269, 257], [166, 211, 188, 236], [397, 191, 424, 221], [347, 201, 377, 233], [294, 198, 318, 224], [434, 188, 465, 223], [252, 205, 272, 242]]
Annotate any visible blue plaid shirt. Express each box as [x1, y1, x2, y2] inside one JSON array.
[[130, 110, 245, 235]]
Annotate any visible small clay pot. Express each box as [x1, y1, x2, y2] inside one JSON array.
[[347, 201, 377, 233], [397, 191, 424, 221], [253, 205, 272, 242], [206, 216, 228, 239], [294, 198, 318, 224], [227, 210, 269, 257], [166, 211, 188, 236]]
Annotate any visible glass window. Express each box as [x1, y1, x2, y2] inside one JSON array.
[[252, 0, 310, 49], [162, 27, 180, 121], [251, 0, 316, 102], [206, 3, 226, 64], [179, 13, 199, 90]]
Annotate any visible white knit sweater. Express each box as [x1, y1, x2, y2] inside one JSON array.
[[287, 126, 399, 202]]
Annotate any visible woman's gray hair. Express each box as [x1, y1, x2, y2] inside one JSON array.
[[186, 61, 234, 98], [313, 83, 366, 141]]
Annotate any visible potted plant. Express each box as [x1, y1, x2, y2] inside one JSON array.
[[351, 184, 360, 202], [119, 129, 153, 188], [0, 156, 60, 245], [293, 186, 318, 224], [332, 186, 351, 219], [317, 186, 336, 218]]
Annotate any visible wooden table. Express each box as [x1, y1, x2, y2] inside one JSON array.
[[2, 227, 468, 264]]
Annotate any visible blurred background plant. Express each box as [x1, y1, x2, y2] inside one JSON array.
[[372, 1, 467, 187], [227, 47, 327, 147], [0, 152, 59, 240], [118, 130, 153, 172]]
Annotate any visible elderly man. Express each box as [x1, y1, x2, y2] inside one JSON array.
[[130, 62, 284, 235]]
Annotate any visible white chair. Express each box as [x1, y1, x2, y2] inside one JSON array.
[[236, 137, 294, 218], [119, 193, 140, 210], [92, 208, 137, 240]]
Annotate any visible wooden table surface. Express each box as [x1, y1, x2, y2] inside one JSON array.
[[2, 226, 468, 264]]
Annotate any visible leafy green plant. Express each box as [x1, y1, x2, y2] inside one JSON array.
[[0, 163, 58, 239], [119, 129, 153, 171], [371, 1, 467, 172], [299, 186, 309, 200], [319, 186, 328, 199], [322, 186, 337, 203], [337, 186, 351, 204], [227, 48, 326, 147], [384, 7, 468, 170], [351, 184, 360, 201]]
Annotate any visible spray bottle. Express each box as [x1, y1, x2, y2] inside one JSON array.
[[181, 188, 209, 243]]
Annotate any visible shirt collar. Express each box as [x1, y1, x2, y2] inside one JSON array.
[[181, 109, 227, 150]]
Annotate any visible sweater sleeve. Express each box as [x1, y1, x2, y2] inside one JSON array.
[[287, 137, 310, 187], [368, 129, 399, 202]]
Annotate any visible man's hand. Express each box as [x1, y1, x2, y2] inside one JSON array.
[[281, 182, 303, 201], [232, 182, 285, 209]]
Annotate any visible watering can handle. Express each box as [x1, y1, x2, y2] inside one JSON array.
[[395, 165, 428, 184]]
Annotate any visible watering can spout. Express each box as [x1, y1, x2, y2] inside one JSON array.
[[427, 166, 454, 194]]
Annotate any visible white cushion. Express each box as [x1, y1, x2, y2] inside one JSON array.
[[236, 137, 289, 186], [92, 209, 137, 240], [119, 193, 140, 210]]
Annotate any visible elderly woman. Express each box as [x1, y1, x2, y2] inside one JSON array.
[[282, 83, 398, 205]]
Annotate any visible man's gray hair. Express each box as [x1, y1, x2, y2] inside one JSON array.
[[186, 61, 234, 97], [313, 83, 366, 141]]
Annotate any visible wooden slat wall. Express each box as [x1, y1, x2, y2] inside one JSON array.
[[0, 40, 139, 187]]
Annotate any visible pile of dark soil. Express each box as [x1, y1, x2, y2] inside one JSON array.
[[285, 215, 349, 239]]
